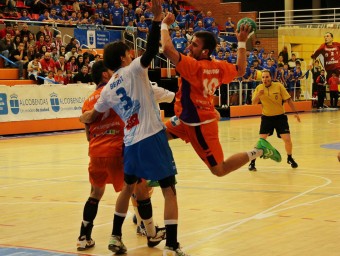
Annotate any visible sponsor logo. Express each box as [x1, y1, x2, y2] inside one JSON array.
[[0, 93, 8, 115], [10, 94, 19, 114], [50, 92, 60, 112]]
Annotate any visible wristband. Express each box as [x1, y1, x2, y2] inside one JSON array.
[[161, 23, 169, 31], [238, 42, 246, 49]]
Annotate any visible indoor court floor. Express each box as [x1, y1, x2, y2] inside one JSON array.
[[1, 110, 340, 256]]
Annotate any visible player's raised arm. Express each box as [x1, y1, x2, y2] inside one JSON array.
[[140, 0, 163, 68], [235, 23, 251, 77], [161, 12, 181, 66]]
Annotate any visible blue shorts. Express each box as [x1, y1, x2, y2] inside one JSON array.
[[124, 129, 177, 181]]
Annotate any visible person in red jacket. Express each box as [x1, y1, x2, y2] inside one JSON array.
[[328, 72, 339, 108]]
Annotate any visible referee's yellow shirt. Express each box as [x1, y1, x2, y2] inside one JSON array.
[[252, 82, 291, 116]]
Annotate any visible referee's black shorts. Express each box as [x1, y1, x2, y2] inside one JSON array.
[[260, 114, 290, 138]]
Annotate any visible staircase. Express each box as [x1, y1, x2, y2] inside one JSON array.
[[0, 58, 35, 86]]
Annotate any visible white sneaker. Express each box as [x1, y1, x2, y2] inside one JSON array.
[[147, 226, 166, 247], [77, 235, 95, 251], [108, 235, 127, 254], [163, 243, 190, 256]]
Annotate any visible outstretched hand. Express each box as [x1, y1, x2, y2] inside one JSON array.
[[163, 12, 175, 26], [151, 0, 163, 21], [236, 23, 252, 42]]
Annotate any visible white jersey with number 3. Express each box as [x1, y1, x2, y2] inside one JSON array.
[[94, 57, 164, 146]]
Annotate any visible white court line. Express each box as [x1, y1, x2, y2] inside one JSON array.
[[177, 172, 333, 251]]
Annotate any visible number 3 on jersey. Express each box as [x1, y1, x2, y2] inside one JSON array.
[[203, 78, 219, 97], [116, 87, 132, 110]]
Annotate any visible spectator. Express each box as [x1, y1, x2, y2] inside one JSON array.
[[76, 55, 85, 70], [66, 55, 78, 76], [50, 0, 62, 15], [54, 68, 65, 84], [172, 30, 187, 54], [64, 70, 74, 85], [65, 46, 79, 61], [19, 10, 31, 21], [13, 35, 22, 50], [176, 9, 187, 29], [0, 23, 14, 40], [65, 37, 79, 52], [110, 0, 124, 26], [44, 70, 56, 84], [185, 27, 194, 43], [102, 2, 111, 25], [35, 34, 46, 52], [279, 46, 289, 64], [59, 10, 70, 24], [59, 45, 66, 57], [20, 23, 31, 38], [0, 32, 14, 67], [137, 15, 149, 50], [133, 7, 142, 26], [10, 42, 29, 79], [315, 69, 327, 109], [144, 4, 154, 27], [35, 26, 45, 44], [73, 65, 92, 84], [225, 17, 235, 35], [27, 53, 42, 81], [328, 72, 339, 108], [29, 0, 49, 14], [26, 44, 36, 61], [38, 9, 54, 22], [206, 21, 220, 40], [186, 9, 196, 29], [55, 55, 66, 74], [27, 32, 36, 46], [171, 0, 181, 16], [40, 52, 55, 77], [203, 11, 214, 28], [193, 20, 205, 32], [311, 59, 322, 95]]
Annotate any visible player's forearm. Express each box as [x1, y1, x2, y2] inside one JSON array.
[[236, 47, 247, 77], [140, 21, 161, 68]]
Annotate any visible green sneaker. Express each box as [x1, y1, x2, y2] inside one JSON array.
[[255, 138, 281, 162]]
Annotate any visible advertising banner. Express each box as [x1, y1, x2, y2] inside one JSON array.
[[0, 84, 95, 122], [74, 28, 122, 49]]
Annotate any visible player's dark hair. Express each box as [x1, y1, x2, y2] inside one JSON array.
[[91, 60, 108, 86], [103, 41, 130, 71], [194, 31, 217, 56], [325, 32, 333, 38]]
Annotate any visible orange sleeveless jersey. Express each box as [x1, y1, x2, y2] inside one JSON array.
[[82, 87, 125, 157], [175, 54, 238, 124]]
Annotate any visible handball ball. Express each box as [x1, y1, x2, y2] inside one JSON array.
[[237, 17, 257, 33]]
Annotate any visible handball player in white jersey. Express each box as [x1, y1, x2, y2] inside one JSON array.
[[80, 0, 188, 255]]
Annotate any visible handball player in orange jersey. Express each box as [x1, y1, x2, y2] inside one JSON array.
[[160, 14, 282, 177]]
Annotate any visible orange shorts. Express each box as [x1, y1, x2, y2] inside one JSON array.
[[165, 119, 224, 168], [88, 156, 124, 192]]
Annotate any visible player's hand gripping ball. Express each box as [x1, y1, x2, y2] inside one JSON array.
[[237, 17, 257, 33]]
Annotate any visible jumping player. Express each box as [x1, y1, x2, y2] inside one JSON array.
[[160, 13, 282, 178]]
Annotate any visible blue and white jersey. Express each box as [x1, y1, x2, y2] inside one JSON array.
[[94, 57, 164, 146]]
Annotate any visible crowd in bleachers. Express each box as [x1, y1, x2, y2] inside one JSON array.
[[0, 0, 304, 92]]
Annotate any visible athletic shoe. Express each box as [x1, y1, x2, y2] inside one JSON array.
[[255, 138, 281, 162], [147, 226, 166, 247], [77, 235, 95, 251], [248, 161, 257, 171], [108, 235, 127, 254], [137, 222, 147, 236], [163, 243, 190, 256], [287, 157, 298, 168]]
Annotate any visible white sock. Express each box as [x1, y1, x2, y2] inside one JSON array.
[[247, 149, 263, 161], [142, 217, 156, 237]]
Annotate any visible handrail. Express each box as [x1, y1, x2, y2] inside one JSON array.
[[258, 7, 340, 29]]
